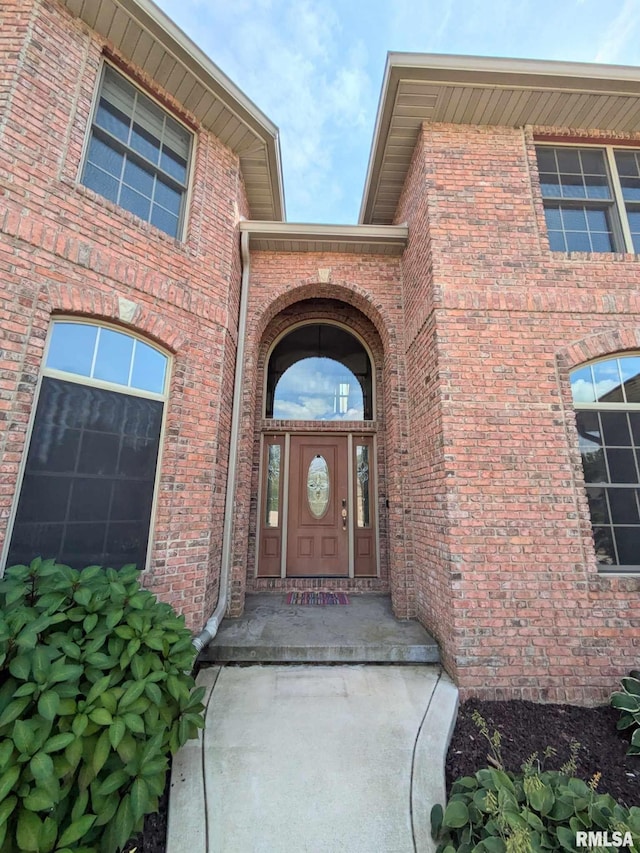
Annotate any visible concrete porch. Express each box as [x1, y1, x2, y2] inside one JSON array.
[[197, 593, 440, 664]]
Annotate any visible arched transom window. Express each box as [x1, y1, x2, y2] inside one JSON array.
[[571, 353, 640, 570], [5, 321, 169, 571], [266, 324, 373, 421]]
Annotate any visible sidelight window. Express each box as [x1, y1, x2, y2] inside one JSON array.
[[264, 444, 282, 528]]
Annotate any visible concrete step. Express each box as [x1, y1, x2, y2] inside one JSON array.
[[198, 593, 440, 664]]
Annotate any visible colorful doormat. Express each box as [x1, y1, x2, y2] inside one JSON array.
[[286, 592, 350, 605]]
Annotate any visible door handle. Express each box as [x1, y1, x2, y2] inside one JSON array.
[[341, 499, 347, 530]]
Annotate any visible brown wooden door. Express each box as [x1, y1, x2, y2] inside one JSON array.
[[287, 435, 349, 576]]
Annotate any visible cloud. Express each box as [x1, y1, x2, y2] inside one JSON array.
[[155, 0, 373, 222], [388, 0, 454, 52], [571, 378, 596, 403], [594, 0, 640, 63], [272, 398, 362, 420], [387, 0, 534, 56], [155, 0, 640, 223]]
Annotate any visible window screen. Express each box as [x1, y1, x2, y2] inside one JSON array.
[[5, 322, 168, 571], [6, 379, 163, 570]]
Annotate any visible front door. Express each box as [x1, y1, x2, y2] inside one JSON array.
[[286, 435, 349, 576]]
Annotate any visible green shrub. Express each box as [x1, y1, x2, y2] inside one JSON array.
[[611, 671, 640, 757], [0, 558, 205, 853], [431, 765, 640, 853], [432, 714, 640, 853]]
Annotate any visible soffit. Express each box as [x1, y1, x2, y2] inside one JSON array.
[[61, 0, 284, 220], [240, 221, 408, 256], [361, 54, 640, 225]]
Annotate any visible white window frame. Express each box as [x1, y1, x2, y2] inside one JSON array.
[[535, 141, 639, 254], [572, 354, 640, 575], [1, 318, 172, 574]]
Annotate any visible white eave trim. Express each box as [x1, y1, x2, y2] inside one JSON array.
[[384, 51, 640, 85], [240, 221, 408, 254], [360, 52, 640, 224], [63, 0, 285, 220], [123, 0, 279, 136]]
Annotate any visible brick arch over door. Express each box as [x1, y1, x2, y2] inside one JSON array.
[[258, 300, 385, 419], [228, 283, 415, 620], [253, 279, 398, 357]]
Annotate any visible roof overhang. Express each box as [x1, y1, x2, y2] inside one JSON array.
[[360, 53, 640, 225], [62, 0, 285, 221], [240, 221, 408, 256]]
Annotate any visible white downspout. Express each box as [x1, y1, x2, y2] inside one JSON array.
[[192, 227, 251, 653]]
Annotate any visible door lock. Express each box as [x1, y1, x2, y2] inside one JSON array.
[[341, 499, 347, 530]]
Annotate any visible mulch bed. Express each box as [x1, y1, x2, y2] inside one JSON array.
[[123, 697, 639, 853], [122, 772, 170, 853], [446, 699, 639, 807]]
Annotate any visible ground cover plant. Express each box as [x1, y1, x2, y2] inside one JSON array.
[[0, 558, 205, 853], [611, 671, 640, 757], [437, 701, 640, 853], [124, 700, 640, 853]]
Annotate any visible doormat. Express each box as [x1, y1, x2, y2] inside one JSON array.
[[286, 592, 350, 605]]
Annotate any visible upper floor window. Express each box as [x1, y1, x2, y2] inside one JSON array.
[[536, 145, 640, 254], [571, 354, 640, 571], [4, 321, 169, 572], [266, 324, 373, 421], [81, 64, 192, 239]]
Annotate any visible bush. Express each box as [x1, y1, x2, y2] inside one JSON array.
[[0, 558, 205, 853], [431, 766, 640, 853], [432, 714, 640, 853], [611, 671, 640, 757]]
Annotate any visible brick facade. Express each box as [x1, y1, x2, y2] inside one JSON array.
[[0, 0, 248, 629], [231, 263, 414, 618], [1, 0, 638, 703], [396, 123, 640, 702]]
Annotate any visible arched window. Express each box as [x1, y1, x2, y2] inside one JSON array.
[[266, 324, 373, 421], [571, 354, 640, 570], [4, 321, 169, 571]]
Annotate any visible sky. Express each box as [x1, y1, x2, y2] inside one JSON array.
[[154, 0, 640, 225]]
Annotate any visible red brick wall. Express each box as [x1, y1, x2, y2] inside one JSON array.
[[3, 2, 639, 704], [398, 122, 640, 702], [0, 0, 247, 629], [228, 255, 416, 618], [395, 135, 456, 676]]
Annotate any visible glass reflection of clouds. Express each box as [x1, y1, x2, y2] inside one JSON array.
[[47, 322, 167, 394], [571, 355, 640, 567], [273, 357, 364, 421], [571, 356, 640, 405]]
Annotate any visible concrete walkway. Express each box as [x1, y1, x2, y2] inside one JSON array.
[[167, 664, 458, 853]]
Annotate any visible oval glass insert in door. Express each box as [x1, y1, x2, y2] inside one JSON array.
[[307, 455, 330, 518]]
